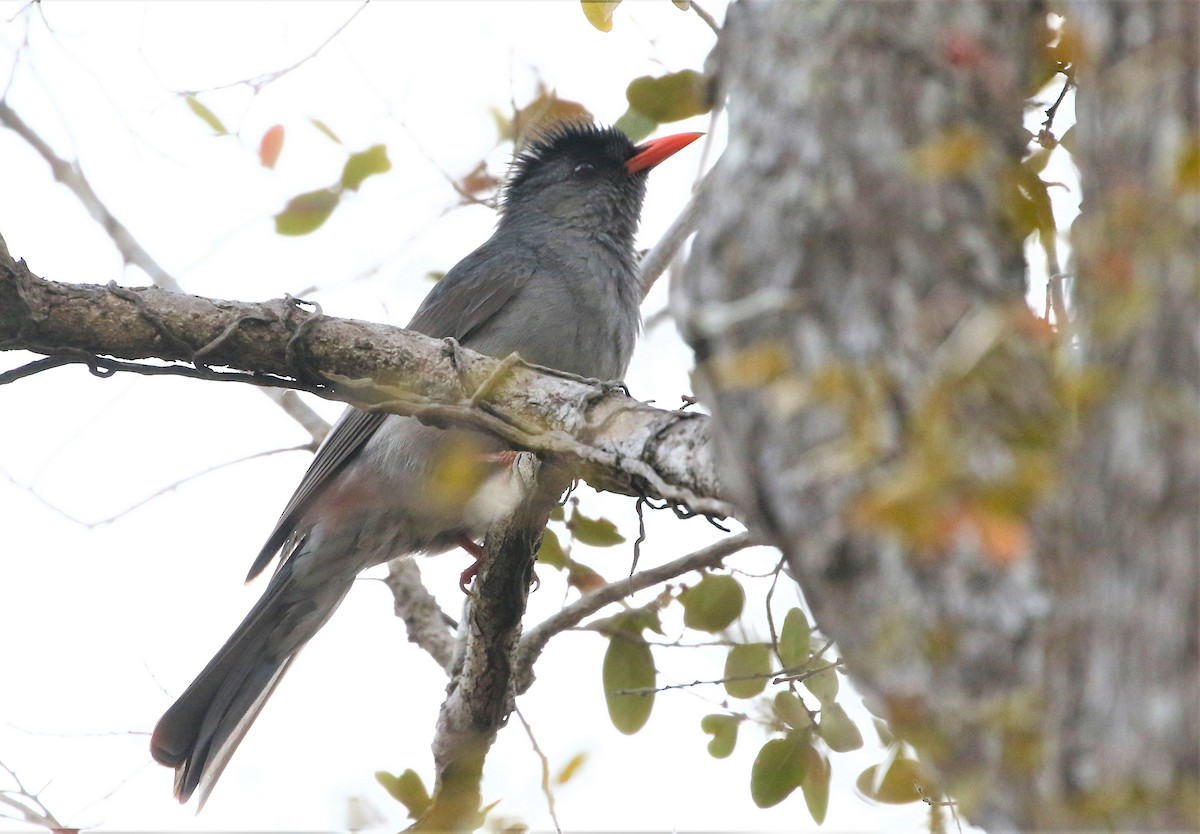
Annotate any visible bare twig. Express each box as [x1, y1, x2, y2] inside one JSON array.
[[638, 172, 710, 301], [689, 1, 722, 36], [0, 100, 180, 292], [0, 760, 66, 830], [3, 443, 310, 529], [513, 707, 562, 834], [514, 532, 759, 688], [0, 101, 330, 443], [180, 2, 371, 95]]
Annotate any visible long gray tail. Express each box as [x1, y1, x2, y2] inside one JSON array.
[[150, 561, 352, 806]]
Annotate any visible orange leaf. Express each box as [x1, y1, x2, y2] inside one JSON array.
[[259, 124, 285, 169], [972, 509, 1031, 566]]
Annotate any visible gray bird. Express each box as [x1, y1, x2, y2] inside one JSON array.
[[149, 122, 701, 806]]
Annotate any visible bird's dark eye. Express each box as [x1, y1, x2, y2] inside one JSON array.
[[572, 162, 596, 178]]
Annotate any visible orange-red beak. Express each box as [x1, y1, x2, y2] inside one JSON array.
[[624, 132, 704, 174]]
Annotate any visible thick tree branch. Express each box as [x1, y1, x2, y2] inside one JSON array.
[[384, 557, 458, 674], [0, 261, 728, 518], [420, 455, 557, 830]]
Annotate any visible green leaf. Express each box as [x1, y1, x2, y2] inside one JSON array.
[[1024, 145, 1053, 175], [777, 608, 811, 670], [612, 608, 663, 637], [625, 69, 710, 123], [341, 144, 391, 191], [818, 702, 864, 752], [580, 0, 621, 32], [613, 107, 658, 143], [856, 757, 924, 804], [374, 769, 431, 819], [873, 716, 895, 746], [310, 117, 343, 144], [700, 713, 739, 759], [773, 691, 812, 730], [184, 94, 228, 135], [537, 529, 567, 569], [724, 644, 771, 699], [568, 508, 625, 547], [1059, 124, 1076, 155], [274, 189, 340, 236], [750, 734, 806, 808], [549, 504, 565, 521], [680, 573, 744, 633], [603, 632, 655, 734], [799, 743, 831, 824], [803, 665, 839, 704], [671, 0, 691, 8]]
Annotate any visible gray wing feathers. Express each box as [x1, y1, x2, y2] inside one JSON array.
[[246, 408, 388, 581], [408, 247, 535, 342]]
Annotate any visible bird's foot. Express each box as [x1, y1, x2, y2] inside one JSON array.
[[457, 536, 486, 593]]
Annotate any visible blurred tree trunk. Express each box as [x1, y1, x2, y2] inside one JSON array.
[[683, 1, 1197, 829]]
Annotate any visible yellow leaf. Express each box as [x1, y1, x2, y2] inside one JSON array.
[[580, 0, 621, 33], [1175, 137, 1200, 192], [555, 753, 587, 785], [705, 341, 792, 391], [907, 126, 987, 181]]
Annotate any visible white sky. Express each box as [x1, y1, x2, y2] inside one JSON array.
[[0, 2, 1073, 831]]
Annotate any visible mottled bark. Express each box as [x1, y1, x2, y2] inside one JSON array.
[[0, 261, 727, 518], [684, 0, 1197, 829], [1038, 3, 1200, 828]]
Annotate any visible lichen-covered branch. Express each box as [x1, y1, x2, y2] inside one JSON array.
[[0, 260, 728, 519]]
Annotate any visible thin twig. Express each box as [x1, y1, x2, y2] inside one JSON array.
[[0, 101, 330, 443], [515, 532, 760, 687], [514, 707, 563, 834], [4, 443, 312, 529], [689, 0, 721, 36], [638, 172, 710, 301], [0, 760, 65, 830], [180, 2, 371, 95]]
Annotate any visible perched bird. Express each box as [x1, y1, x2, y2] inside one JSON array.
[[149, 122, 702, 806]]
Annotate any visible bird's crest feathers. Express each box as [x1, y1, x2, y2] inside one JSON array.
[[502, 121, 636, 208]]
